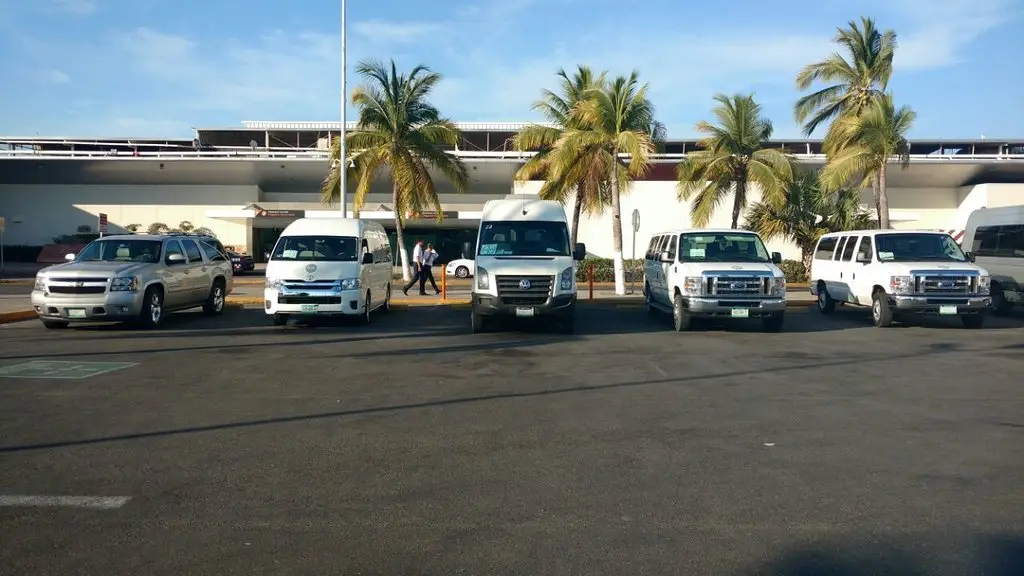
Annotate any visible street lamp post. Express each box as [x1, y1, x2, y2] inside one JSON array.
[[339, 0, 348, 217]]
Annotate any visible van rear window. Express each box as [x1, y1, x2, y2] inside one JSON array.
[[271, 236, 359, 261]]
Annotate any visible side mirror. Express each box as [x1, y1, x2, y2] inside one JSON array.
[[771, 252, 783, 264], [856, 253, 871, 264], [362, 252, 374, 264], [573, 242, 586, 261], [166, 253, 186, 265], [660, 251, 673, 263], [64, 253, 76, 262], [965, 251, 976, 263]]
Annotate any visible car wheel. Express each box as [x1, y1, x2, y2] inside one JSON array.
[[381, 284, 391, 313], [471, 312, 487, 333], [817, 282, 836, 314], [140, 286, 164, 329], [455, 266, 469, 279], [961, 313, 985, 329], [762, 311, 785, 332], [991, 283, 1013, 316], [672, 293, 692, 332], [202, 280, 226, 315], [361, 291, 372, 324], [41, 320, 69, 330], [557, 314, 575, 334], [871, 291, 893, 327], [271, 313, 289, 326]]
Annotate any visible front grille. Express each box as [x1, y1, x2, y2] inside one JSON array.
[[46, 277, 109, 296], [49, 285, 106, 295], [709, 276, 766, 296], [50, 277, 108, 283], [917, 275, 972, 294], [278, 296, 342, 305], [496, 275, 552, 305], [282, 280, 339, 289]]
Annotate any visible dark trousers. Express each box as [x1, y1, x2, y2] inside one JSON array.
[[421, 265, 439, 293], [402, 266, 423, 294]]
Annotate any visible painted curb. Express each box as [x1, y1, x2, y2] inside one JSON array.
[[0, 310, 38, 324]]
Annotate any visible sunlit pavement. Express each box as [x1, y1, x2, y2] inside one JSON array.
[[1, 306, 1023, 575]]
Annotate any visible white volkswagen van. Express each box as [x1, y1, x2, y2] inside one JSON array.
[[263, 218, 393, 326], [470, 197, 586, 333], [961, 205, 1024, 315]]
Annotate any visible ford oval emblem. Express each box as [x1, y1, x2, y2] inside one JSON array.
[[305, 264, 317, 273], [730, 282, 743, 290], [730, 265, 742, 270], [519, 279, 531, 290]]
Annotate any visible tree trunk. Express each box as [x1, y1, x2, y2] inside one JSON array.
[[731, 181, 746, 229], [569, 185, 584, 247], [801, 248, 813, 280], [393, 182, 411, 282], [610, 147, 625, 295], [878, 164, 890, 229], [871, 173, 881, 225]]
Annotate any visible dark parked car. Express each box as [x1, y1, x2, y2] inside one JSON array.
[[227, 250, 255, 273]]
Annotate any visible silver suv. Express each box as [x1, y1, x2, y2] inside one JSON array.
[[31, 234, 234, 329]]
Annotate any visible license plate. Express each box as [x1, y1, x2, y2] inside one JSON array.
[[731, 308, 749, 318], [939, 305, 958, 315], [301, 304, 318, 314], [67, 309, 86, 319], [516, 307, 535, 317]]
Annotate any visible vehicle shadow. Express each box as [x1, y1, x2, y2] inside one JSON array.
[[825, 303, 1024, 330]]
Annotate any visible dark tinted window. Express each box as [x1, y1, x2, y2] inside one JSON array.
[[200, 241, 227, 262], [164, 240, 184, 264], [478, 221, 571, 257], [841, 236, 858, 261], [75, 239, 162, 263], [666, 235, 678, 260], [875, 233, 968, 262], [815, 237, 838, 260], [972, 225, 1024, 258], [272, 236, 360, 262], [181, 239, 204, 263]]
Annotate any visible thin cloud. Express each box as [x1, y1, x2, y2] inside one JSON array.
[[45, 70, 71, 84], [51, 0, 96, 14], [352, 20, 443, 43]]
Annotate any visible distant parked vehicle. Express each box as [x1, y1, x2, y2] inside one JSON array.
[[445, 258, 475, 278], [961, 205, 1024, 315]]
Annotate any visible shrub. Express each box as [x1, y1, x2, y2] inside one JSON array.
[[576, 257, 644, 283], [780, 259, 807, 283]]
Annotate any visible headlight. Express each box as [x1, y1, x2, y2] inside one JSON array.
[[34, 276, 46, 292], [265, 277, 282, 290], [559, 266, 574, 290], [681, 276, 703, 296], [110, 276, 139, 292], [340, 278, 360, 290], [889, 275, 914, 295], [476, 266, 490, 290], [770, 276, 787, 295], [977, 275, 991, 295]]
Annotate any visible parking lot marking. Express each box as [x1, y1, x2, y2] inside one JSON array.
[[0, 495, 131, 509], [0, 361, 138, 379]]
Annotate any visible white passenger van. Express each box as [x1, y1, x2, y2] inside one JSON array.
[[470, 197, 586, 333], [263, 218, 392, 326], [643, 229, 788, 331], [809, 229, 991, 328], [961, 205, 1024, 315]]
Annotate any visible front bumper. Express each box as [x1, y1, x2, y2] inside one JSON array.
[[264, 288, 365, 316], [890, 294, 991, 314], [683, 296, 786, 318], [232, 261, 255, 273], [472, 294, 576, 318], [31, 290, 144, 322]]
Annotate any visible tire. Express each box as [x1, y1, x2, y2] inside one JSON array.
[[202, 279, 226, 315], [471, 312, 486, 334], [961, 313, 985, 329], [381, 284, 391, 313], [816, 282, 836, 314], [871, 291, 893, 327], [139, 286, 164, 329], [762, 311, 785, 332], [557, 314, 575, 334], [455, 266, 469, 279], [271, 313, 289, 326], [361, 291, 372, 324], [672, 293, 692, 332], [991, 283, 1013, 316], [41, 320, 68, 330]]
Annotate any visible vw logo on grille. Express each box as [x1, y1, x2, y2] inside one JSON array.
[[305, 264, 317, 273], [519, 279, 532, 290], [75, 281, 84, 287]]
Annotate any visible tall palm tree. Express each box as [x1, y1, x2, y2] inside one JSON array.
[[322, 59, 468, 281], [793, 17, 897, 136], [558, 71, 660, 295], [676, 93, 793, 230], [819, 93, 915, 229], [745, 168, 874, 273], [513, 66, 608, 246], [320, 152, 358, 215]]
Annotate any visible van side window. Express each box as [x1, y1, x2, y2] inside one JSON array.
[[973, 225, 1024, 258], [645, 237, 657, 260], [841, 236, 857, 261], [814, 237, 838, 260], [857, 236, 873, 261], [832, 237, 848, 261], [666, 235, 677, 260]]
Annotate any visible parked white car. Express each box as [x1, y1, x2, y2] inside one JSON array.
[[961, 205, 1024, 315], [809, 229, 991, 328], [643, 229, 788, 332], [445, 258, 475, 278]]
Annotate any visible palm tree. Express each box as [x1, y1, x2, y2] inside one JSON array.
[[320, 150, 358, 216], [745, 168, 874, 272], [818, 93, 915, 229], [794, 17, 897, 136], [322, 59, 468, 281], [557, 71, 659, 295], [513, 66, 609, 247], [676, 93, 793, 230]]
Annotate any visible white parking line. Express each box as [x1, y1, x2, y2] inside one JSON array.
[[0, 495, 131, 509]]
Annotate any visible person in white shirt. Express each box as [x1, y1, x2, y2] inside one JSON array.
[[420, 243, 441, 295], [402, 240, 424, 296]]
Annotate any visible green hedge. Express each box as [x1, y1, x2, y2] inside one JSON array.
[[1, 245, 44, 263], [779, 260, 807, 283], [575, 257, 809, 284]]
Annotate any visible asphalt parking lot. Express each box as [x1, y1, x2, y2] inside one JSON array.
[[1, 304, 1024, 575]]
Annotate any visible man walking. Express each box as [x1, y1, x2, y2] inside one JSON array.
[[420, 243, 441, 295], [402, 240, 424, 296]]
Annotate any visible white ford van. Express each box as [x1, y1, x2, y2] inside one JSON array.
[[263, 218, 393, 326], [642, 229, 788, 331], [470, 197, 585, 333], [961, 205, 1024, 315], [810, 229, 991, 328]]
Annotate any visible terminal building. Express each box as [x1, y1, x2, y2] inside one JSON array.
[[1, 120, 1023, 262]]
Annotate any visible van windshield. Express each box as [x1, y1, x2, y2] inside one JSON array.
[[477, 221, 570, 257], [678, 233, 771, 262], [271, 236, 359, 262], [875, 233, 968, 262]]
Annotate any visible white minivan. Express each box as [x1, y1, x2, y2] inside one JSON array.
[[263, 218, 393, 326], [810, 229, 991, 328], [470, 197, 586, 334], [961, 205, 1024, 315]]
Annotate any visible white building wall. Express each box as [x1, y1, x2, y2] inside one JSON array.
[[0, 184, 259, 247]]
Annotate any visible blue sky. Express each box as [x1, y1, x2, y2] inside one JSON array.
[[1, 0, 1021, 139]]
